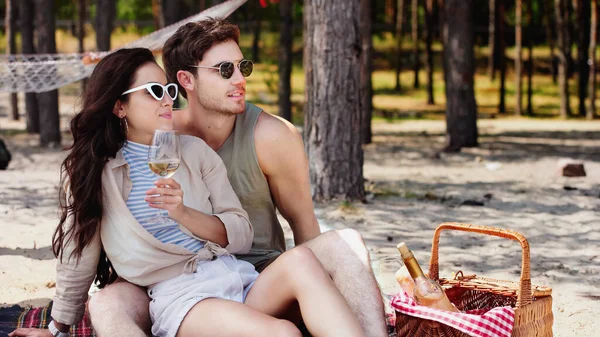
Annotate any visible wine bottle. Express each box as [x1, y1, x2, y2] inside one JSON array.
[[397, 242, 458, 312]]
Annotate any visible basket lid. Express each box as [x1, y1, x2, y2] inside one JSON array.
[[439, 271, 552, 298]]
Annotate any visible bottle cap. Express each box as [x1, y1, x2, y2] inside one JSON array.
[[397, 242, 410, 256]]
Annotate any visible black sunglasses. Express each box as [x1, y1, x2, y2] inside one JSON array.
[[192, 59, 254, 80]]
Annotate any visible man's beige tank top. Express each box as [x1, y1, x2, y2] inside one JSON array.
[[217, 103, 286, 256]]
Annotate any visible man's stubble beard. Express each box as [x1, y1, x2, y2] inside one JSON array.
[[196, 88, 245, 117]]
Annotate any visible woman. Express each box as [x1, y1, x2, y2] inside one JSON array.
[[9, 48, 364, 337]]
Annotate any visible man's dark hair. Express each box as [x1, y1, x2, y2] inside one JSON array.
[[162, 18, 240, 98]]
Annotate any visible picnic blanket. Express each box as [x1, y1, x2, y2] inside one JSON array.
[[0, 301, 390, 337], [0, 301, 95, 337]]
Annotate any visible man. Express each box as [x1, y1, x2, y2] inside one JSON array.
[[88, 19, 388, 337]]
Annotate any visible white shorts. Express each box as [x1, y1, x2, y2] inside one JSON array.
[[147, 255, 259, 337]]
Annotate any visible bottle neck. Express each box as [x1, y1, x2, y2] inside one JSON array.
[[404, 256, 425, 279]]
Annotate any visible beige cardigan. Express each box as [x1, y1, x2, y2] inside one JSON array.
[[51, 135, 253, 325]]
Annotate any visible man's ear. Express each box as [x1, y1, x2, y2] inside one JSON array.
[[113, 99, 126, 118], [177, 70, 195, 94]]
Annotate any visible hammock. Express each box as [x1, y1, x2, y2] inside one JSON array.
[[0, 0, 247, 93]]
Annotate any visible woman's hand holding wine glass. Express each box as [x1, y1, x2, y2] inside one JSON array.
[[145, 177, 187, 223], [146, 130, 182, 224]]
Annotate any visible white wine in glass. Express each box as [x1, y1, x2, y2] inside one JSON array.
[[148, 160, 180, 178], [147, 130, 181, 224]]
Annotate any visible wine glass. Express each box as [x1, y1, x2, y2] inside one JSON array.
[[375, 256, 404, 322], [147, 130, 181, 224], [375, 256, 404, 297]]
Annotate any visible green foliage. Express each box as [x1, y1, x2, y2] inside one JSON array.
[[262, 61, 279, 96], [55, 0, 76, 20], [0, 0, 592, 121], [116, 0, 154, 21], [338, 200, 359, 213]]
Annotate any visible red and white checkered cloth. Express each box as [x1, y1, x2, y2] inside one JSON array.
[[391, 292, 515, 337]]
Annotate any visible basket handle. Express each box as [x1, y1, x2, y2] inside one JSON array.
[[428, 222, 532, 307]]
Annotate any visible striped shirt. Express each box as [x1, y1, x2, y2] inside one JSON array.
[[122, 141, 204, 252]]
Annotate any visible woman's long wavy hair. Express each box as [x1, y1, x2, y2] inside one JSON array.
[[53, 48, 157, 288]]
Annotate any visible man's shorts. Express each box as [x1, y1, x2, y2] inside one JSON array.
[[236, 249, 283, 272], [147, 255, 258, 337]]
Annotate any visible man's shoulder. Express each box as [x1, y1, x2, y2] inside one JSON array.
[[254, 110, 302, 145], [253, 110, 305, 175]]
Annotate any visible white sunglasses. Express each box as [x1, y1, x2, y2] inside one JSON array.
[[121, 82, 178, 101]]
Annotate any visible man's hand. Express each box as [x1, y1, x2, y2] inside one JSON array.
[[8, 328, 54, 337]]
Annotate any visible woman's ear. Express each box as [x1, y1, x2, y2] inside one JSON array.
[[113, 99, 126, 119], [177, 70, 195, 94]]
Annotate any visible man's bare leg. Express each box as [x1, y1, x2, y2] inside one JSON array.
[[302, 229, 388, 337], [88, 280, 151, 337]]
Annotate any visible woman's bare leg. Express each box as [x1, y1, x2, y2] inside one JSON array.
[[177, 298, 301, 337], [244, 246, 366, 337]]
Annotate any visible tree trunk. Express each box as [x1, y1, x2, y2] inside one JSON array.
[[395, 0, 405, 91], [386, 0, 395, 25], [95, 0, 116, 51], [542, 0, 558, 83], [199, 0, 206, 11], [438, 0, 446, 86], [152, 0, 165, 29], [251, 1, 261, 63], [488, 0, 496, 80], [443, 0, 478, 151], [412, 0, 420, 88], [515, 0, 523, 116], [20, 0, 39, 133], [278, 0, 293, 122], [564, 0, 574, 77], [498, 0, 506, 113], [555, 0, 571, 118], [526, 0, 534, 116], [35, 0, 61, 147], [161, 0, 183, 108], [252, 23, 261, 62], [6, 0, 19, 121], [568, 0, 576, 74], [424, 0, 435, 104], [360, 0, 373, 144], [304, 0, 364, 201], [576, 0, 591, 117], [163, 0, 182, 26], [588, 0, 597, 119], [77, 0, 87, 91]]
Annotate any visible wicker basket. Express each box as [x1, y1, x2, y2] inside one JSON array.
[[396, 222, 554, 337]]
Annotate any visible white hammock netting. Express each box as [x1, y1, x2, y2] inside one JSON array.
[[0, 0, 246, 93]]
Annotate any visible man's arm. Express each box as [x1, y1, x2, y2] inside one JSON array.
[[255, 112, 320, 245]]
